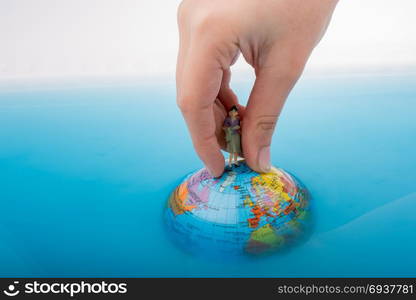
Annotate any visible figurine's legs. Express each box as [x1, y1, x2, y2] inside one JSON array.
[[233, 153, 239, 165], [228, 154, 232, 167]]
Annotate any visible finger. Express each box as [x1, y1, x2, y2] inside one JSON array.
[[213, 98, 227, 150], [218, 69, 238, 109], [176, 2, 190, 92], [177, 42, 226, 177], [242, 50, 307, 173], [218, 68, 246, 117]]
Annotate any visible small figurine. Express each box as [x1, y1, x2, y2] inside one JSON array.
[[223, 105, 242, 166]]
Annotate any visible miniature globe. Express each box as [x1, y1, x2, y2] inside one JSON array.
[[164, 160, 311, 258]]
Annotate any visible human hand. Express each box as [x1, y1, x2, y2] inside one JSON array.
[[176, 0, 338, 177]]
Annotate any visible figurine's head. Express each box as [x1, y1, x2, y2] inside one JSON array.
[[229, 105, 238, 118]]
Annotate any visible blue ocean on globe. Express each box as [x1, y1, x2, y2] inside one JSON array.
[[165, 160, 311, 258]]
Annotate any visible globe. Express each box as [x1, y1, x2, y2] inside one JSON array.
[[164, 160, 311, 258]]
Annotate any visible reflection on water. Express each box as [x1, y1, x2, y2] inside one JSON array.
[[0, 73, 415, 276]]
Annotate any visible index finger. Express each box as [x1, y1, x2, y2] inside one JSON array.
[[176, 41, 226, 177]]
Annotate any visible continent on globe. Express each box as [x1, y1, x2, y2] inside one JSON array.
[[246, 224, 284, 254], [164, 159, 311, 258]]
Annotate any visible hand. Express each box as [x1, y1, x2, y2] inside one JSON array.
[[176, 0, 338, 176]]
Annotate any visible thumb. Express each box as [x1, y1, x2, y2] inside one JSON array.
[[242, 64, 303, 173]]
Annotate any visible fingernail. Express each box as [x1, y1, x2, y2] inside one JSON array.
[[258, 146, 271, 173]]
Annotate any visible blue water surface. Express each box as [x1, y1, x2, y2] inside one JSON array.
[[0, 72, 415, 277]]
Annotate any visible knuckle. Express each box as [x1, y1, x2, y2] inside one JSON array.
[[266, 50, 308, 81], [176, 95, 193, 114], [176, 94, 211, 116], [252, 115, 278, 133], [283, 54, 308, 79], [194, 132, 217, 149], [243, 114, 277, 145], [193, 11, 227, 36]]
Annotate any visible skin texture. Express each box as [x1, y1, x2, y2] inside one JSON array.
[[176, 0, 339, 177]]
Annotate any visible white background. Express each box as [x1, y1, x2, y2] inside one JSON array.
[[0, 0, 415, 82]]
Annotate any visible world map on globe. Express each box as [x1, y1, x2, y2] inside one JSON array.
[[164, 160, 311, 257]]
